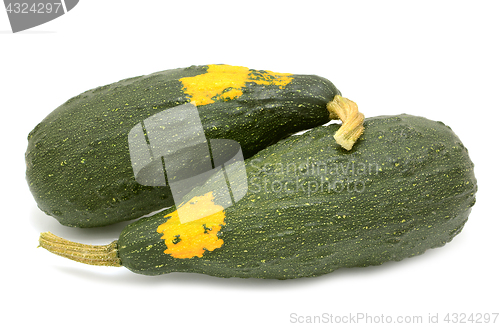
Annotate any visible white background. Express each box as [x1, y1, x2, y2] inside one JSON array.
[[1, 1, 499, 326]]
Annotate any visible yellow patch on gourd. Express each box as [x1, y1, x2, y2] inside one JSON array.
[[156, 192, 226, 259], [179, 64, 293, 106]]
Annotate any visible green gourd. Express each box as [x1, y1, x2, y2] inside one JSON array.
[[26, 64, 362, 227], [39, 114, 476, 279]]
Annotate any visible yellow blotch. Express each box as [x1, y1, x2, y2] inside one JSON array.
[[156, 192, 226, 259], [179, 64, 293, 106]]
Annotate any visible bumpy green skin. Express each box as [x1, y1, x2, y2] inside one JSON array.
[[25, 65, 339, 227], [118, 115, 477, 279]]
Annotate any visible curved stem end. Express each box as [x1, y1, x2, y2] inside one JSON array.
[[327, 95, 365, 150], [39, 232, 121, 267]]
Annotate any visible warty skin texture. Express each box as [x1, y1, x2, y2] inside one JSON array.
[[117, 115, 477, 279]]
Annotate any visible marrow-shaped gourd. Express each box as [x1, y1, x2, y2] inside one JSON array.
[[39, 114, 477, 279], [26, 64, 363, 227]]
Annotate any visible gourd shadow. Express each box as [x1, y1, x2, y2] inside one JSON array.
[[33, 204, 463, 289], [53, 251, 440, 290], [30, 205, 145, 244]]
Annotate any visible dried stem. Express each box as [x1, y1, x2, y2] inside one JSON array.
[[327, 95, 365, 150], [39, 232, 121, 267]]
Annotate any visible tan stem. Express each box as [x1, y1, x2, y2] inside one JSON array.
[[327, 95, 365, 150], [39, 232, 121, 267]]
